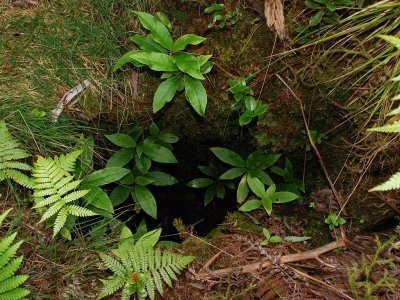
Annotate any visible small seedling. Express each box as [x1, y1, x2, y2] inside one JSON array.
[[228, 76, 268, 126], [204, 3, 240, 29], [260, 227, 282, 246], [325, 213, 346, 230]]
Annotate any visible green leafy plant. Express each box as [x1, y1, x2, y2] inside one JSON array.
[[324, 213, 346, 230], [32, 150, 129, 239], [228, 76, 268, 126], [97, 228, 195, 300], [348, 236, 398, 299], [270, 158, 305, 197], [260, 227, 282, 246], [114, 12, 213, 116], [0, 121, 33, 188], [302, 129, 325, 152], [107, 123, 179, 219], [296, 0, 362, 44], [239, 183, 300, 215], [187, 164, 235, 206], [0, 208, 30, 300], [204, 3, 240, 29], [368, 35, 400, 193]]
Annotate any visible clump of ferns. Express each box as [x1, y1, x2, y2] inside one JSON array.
[[347, 236, 399, 300], [0, 121, 33, 188], [97, 235, 195, 300], [31, 150, 97, 239], [0, 208, 30, 300]]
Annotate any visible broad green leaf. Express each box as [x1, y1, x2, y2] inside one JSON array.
[[219, 167, 246, 180], [274, 191, 299, 203], [136, 228, 161, 250], [247, 174, 265, 198], [134, 154, 152, 174], [130, 34, 167, 53], [198, 165, 218, 177], [119, 172, 135, 185], [113, 50, 145, 71], [110, 185, 131, 207], [239, 200, 261, 212], [265, 184, 276, 198], [269, 236, 282, 243], [254, 104, 268, 116], [83, 167, 130, 186], [239, 114, 253, 126], [135, 185, 157, 219], [210, 147, 245, 167], [142, 139, 178, 163], [245, 97, 257, 111], [204, 184, 217, 205], [237, 175, 249, 203], [129, 52, 178, 72], [82, 185, 114, 213], [105, 133, 136, 148], [197, 55, 213, 67], [173, 53, 204, 80], [187, 178, 214, 188], [259, 154, 281, 169], [135, 176, 154, 186], [248, 169, 274, 185], [149, 123, 160, 137], [106, 148, 135, 167], [261, 197, 273, 215], [134, 11, 173, 50], [262, 228, 270, 239], [158, 132, 179, 143], [146, 171, 178, 186], [247, 152, 264, 169], [154, 12, 172, 31], [309, 11, 324, 27], [173, 34, 206, 51], [184, 75, 207, 116], [153, 76, 181, 113], [200, 61, 214, 75], [216, 184, 225, 199], [204, 3, 224, 13]]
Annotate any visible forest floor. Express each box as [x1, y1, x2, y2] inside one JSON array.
[[1, 0, 399, 299]]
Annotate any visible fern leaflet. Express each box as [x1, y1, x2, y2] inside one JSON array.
[[32, 151, 97, 238], [98, 238, 195, 300], [0, 122, 33, 188], [0, 209, 30, 300]]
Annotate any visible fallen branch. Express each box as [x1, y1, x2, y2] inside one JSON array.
[[197, 238, 346, 279]]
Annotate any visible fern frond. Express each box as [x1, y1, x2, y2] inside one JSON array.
[[0, 122, 32, 188], [369, 171, 400, 192], [0, 209, 30, 300], [32, 152, 97, 238], [67, 205, 97, 217], [98, 242, 195, 300], [368, 120, 400, 133]]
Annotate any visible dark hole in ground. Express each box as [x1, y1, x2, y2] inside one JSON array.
[[120, 136, 252, 241]]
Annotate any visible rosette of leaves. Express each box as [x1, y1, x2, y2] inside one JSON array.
[[228, 76, 268, 126], [270, 158, 305, 197], [0, 121, 33, 188], [187, 164, 235, 206], [106, 123, 179, 219], [114, 11, 213, 116], [204, 3, 240, 29], [367, 35, 400, 193], [97, 228, 195, 300], [210, 147, 281, 203], [0, 208, 30, 300]]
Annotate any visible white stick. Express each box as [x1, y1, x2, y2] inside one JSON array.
[[51, 80, 91, 122]]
